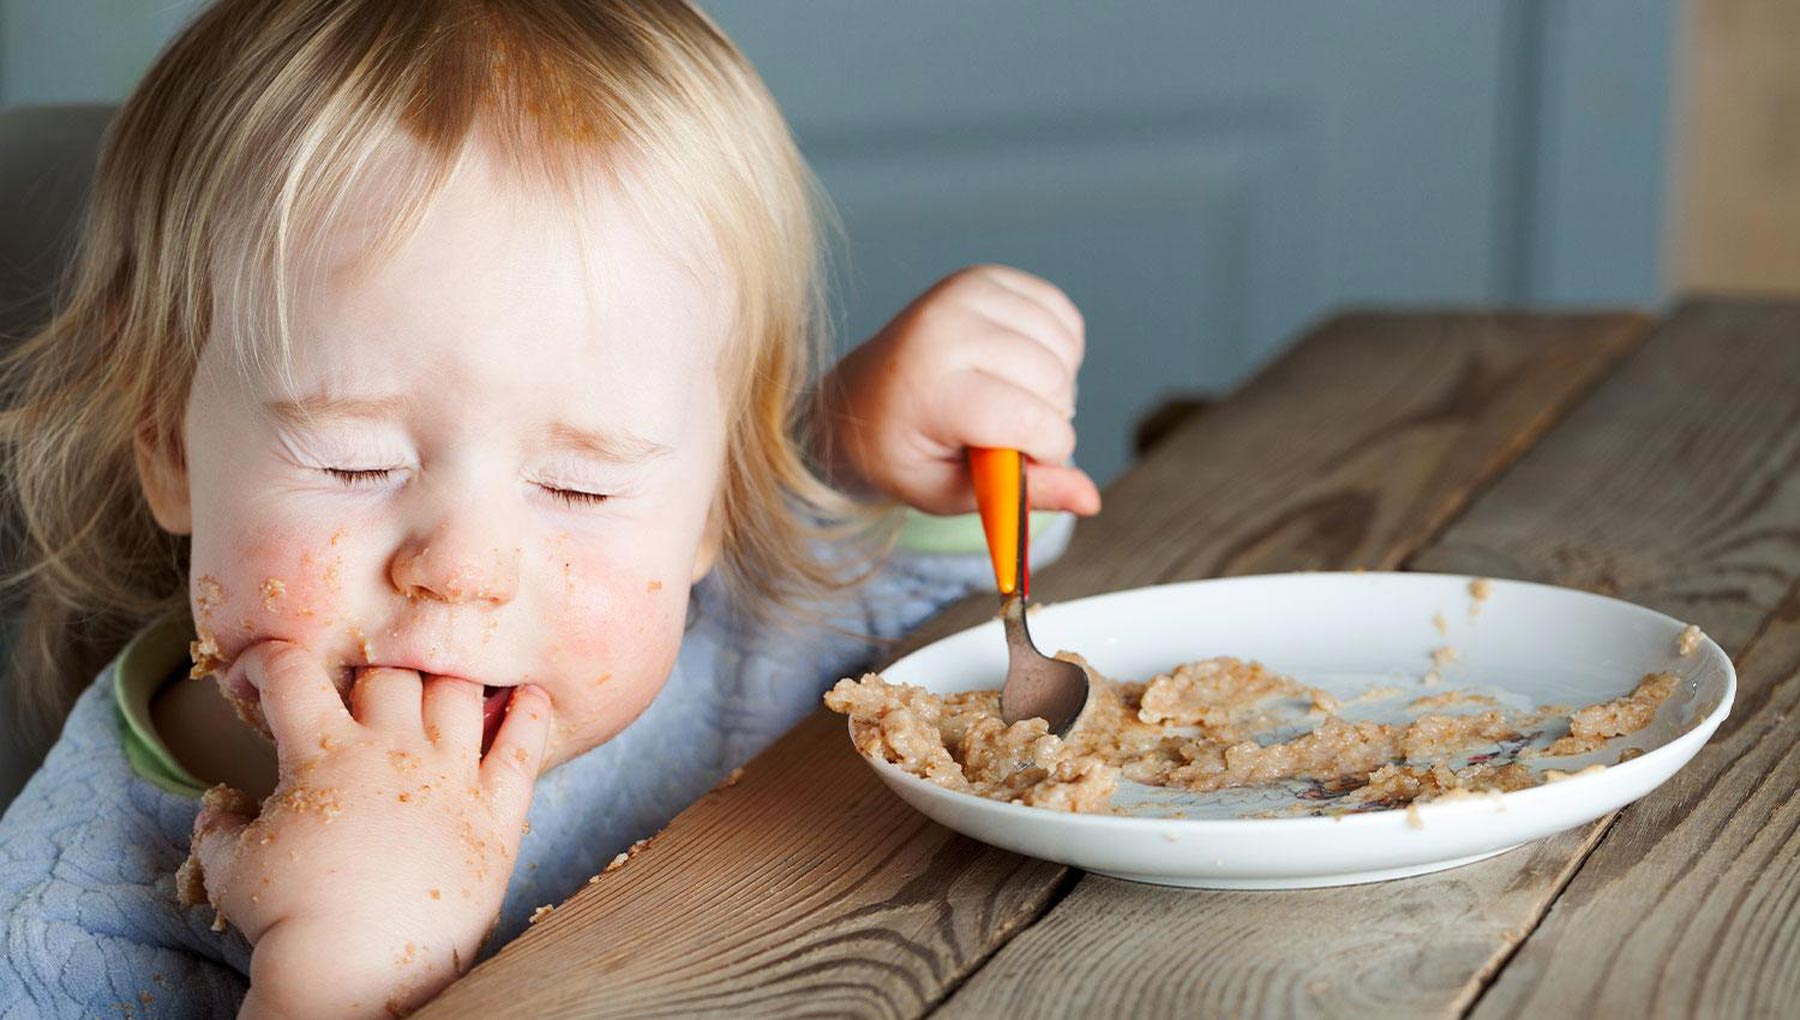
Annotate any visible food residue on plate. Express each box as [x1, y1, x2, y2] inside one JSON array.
[[1677, 624, 1704, 656], [825, 653, 1677, 819]]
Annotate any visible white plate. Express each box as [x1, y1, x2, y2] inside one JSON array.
[[858, 572, 1734, 889]]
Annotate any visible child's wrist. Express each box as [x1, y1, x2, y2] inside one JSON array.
[[243, 920, 464, 1019]]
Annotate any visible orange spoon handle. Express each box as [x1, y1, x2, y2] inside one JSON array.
[[969, 446, 1029, 598]]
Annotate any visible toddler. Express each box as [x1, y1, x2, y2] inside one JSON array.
[[0, 1, 1098, 1016]]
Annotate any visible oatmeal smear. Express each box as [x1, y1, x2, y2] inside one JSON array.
[[825, 654, 1678, 817]]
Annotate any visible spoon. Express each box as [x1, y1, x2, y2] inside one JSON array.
[[968, 446, 1091, 737]]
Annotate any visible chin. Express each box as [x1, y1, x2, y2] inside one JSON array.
[[540, 676, 667, 769]]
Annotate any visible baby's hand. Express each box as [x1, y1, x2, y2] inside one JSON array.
[[183, 642, 550, 1018], [819, 264, 1102, 517]]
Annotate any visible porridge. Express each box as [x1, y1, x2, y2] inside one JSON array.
[[825, 653, 1677, 818]]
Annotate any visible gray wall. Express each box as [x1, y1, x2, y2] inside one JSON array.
[[0, 0, 200, 104]]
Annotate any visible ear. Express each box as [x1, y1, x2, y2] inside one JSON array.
[[134, 419, 193, 535], [690, 502, 722, 584]]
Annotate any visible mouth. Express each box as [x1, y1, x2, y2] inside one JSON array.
[[481, 684, 509, 754], [336, 663, 512, 755]]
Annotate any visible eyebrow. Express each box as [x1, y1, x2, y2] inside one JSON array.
[[264, 395, 672, 463], [538, 421, 673, 464], [265, 394, 410, 425]]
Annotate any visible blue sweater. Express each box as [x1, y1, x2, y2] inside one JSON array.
[[0, 525, 1065, 1018]]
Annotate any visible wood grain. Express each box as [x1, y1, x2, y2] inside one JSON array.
[[931, 831, 1612, 1020], [934, 300, 1800, 1018], [1416, 301, 1800, 657], [1469, 585, 1800, 1019], [415, 312, 1647, 1019]]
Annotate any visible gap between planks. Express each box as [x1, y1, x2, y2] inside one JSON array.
[[931, 300, 1800, 1019], [414, 311, 1649, 1020]]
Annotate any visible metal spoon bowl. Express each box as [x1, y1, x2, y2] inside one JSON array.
[[969, 447, 1091, 737], [996, 593, 1091, 736]]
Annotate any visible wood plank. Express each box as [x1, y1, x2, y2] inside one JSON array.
[[932, 835, 1612, 1020], [934, 300, 1800, 1018], [1416, 302, 1800, 655], [415, 312, 1647, 1019], [1469, 584, 1800, 1019]]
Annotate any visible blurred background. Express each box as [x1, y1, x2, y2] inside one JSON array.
[[0, 1, 1794, 797], [22, 0, 1788, 487]]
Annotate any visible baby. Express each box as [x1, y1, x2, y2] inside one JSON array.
[[0, 1, 1099, 1016]]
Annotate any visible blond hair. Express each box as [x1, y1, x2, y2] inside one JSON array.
[[1, 0, 882, 735]]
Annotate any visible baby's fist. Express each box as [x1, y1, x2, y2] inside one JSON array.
[[819, 265, 1102, 517], [183, 641, 551, 1017]]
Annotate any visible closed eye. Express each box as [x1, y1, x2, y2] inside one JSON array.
[[543, 486, 610, 507], [322, 469, 609, 505], [324, 467, 400, 487]]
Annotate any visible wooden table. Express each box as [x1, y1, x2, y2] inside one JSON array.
[[419, 303, 1800, 1019]]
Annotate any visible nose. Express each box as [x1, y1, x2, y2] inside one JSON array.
[[389, 520, 520, 607]]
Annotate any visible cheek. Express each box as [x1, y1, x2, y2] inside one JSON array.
[[190, 526, 358, 665], [536, 542, 691, 751], [547, 552, 684, 679]]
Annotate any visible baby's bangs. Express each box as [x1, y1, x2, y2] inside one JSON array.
[[206, 133, 456, 400], [198, 0, 764, 401]]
